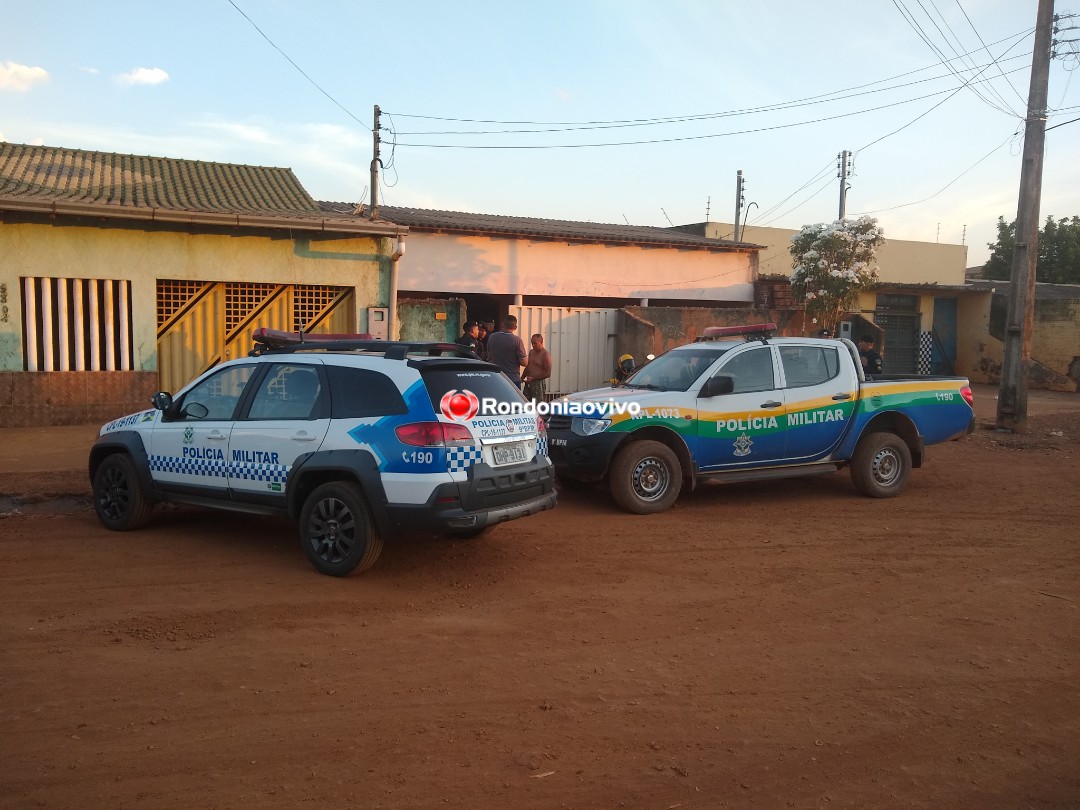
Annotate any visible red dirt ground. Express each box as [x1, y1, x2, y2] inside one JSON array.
[[1, 386, 1078, 809]]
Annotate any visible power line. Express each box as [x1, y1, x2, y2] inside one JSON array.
[[225, 0, 370, 132], [954, 0, 1029, 106], [388, 67, 1028, 150]]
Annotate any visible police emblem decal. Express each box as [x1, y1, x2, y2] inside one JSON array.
[[183, 426, 194, 445], [733, 432, 753, 457]]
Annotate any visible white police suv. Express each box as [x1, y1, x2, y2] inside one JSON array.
[[89, 329, 556, 576]]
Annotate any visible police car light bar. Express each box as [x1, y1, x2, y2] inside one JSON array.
[[251, 327, 375, 348], [700, 322, 777, 340]]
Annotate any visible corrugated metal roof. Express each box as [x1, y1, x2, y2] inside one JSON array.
[[321, 202, 763, 252]]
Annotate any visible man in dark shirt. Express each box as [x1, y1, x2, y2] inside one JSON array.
[[857, 335, 883, 375], [455, 321, 481, 355], [486, 315, 527, 387]]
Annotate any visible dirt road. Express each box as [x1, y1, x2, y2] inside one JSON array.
[[1, 388, 1078, 809]]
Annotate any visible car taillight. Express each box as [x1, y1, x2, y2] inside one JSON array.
[[396, 422, 473, 447], [960, 386, 975, 408]]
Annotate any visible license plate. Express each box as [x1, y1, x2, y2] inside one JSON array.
[[492, 441, 530, 466]]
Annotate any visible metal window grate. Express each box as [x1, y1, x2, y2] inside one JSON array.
[[22, 276, 133, 371], [225, 283, 278, 332], [294, 285, 346, 332], [157, 280, 209, 327]]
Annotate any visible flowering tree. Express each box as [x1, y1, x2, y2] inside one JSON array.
[[789, 216, 884, 334]]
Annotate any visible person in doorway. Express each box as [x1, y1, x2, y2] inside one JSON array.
[[486, 315, 528, 387], [476, 322, 493, 360], [456, 321, 481, 355], [857, 334, 883, 375], [522, 333, 552, 402]]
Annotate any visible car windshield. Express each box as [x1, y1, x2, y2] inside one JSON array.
[[623, 347, 727, 392]]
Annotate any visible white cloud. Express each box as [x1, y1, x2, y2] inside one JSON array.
[[115, 67, 169, 86], [78, 66, 100, 75], [0, 61, 49, 92]]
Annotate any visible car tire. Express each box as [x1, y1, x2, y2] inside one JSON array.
[[92, 454, 153, 530], [850, 431, 911, 498], [299, 482, 383, 576], [609, 440, 682, 514]]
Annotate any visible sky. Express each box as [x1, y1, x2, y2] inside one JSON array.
[[2, 0, 1078, 268]]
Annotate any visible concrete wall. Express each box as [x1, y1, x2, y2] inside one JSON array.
[[616, 306, 808, 366], [967, 287, 1080, 391], [0, 220, 392, 373], [397, 298, 466, 344], [681, 222, 968, 286], [397, 231, 755, 303]]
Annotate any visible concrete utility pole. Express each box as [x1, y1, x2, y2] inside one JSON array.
[[369, 105, 382, 220], [996, 0, 1055, 433], [733, 170, 745, 241], [837, 150, 852, 220]]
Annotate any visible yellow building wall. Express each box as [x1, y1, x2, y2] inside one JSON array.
[[716, 223, 968, 285], [0, 221, 390, 372]]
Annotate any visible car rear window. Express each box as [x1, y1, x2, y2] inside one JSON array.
[[420, 365, 527, 410], [325, 366, 409, 418]]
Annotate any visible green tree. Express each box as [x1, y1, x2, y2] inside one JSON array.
[[789, 216, 885, 334], [983, 215, 1080, 284]]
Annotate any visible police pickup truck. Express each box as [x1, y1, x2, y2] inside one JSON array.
[[89, 329, 556, 576], [546, 323, 975, 513]]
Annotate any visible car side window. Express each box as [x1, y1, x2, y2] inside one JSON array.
[[325, 366, 408, 418], [720, 347, 775, 394], [247, 364, 326, 420], [780, 346, 841, 388], [179, 364, 257, 421]]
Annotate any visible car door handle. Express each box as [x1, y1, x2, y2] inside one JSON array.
[[761, 400, 783, 409], [207, 431, 228, 441], [291, 432, 319, 442], [832, 393, 853, 401]]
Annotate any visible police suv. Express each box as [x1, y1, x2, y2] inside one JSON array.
[[89, 329, 556, 576]]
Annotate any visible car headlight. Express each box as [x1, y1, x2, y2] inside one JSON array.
[[572, 417, 611, 436]]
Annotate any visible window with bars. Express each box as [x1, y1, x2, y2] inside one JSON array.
[[21, 277, 134, 371]]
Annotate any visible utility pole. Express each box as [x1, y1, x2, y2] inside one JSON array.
[[369, 104, 381, 220], [733, 170, 745, 241], [837, 150, 852, 220], [996, 0, 1055, 433]]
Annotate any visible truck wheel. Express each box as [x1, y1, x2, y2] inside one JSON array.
[[609, 440, 682, 514], [299, 482, 383, 576], [851, 432, 911, 498], [92, 454, 153, 530]]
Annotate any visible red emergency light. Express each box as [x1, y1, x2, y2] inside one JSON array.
[[701, 323, 777, 339], [252, 327, 374, 348]]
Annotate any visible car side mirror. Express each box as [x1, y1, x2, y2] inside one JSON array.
[[151, 391, 173, 411], [698, 375, 734, 398]]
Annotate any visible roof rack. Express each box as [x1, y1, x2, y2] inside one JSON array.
[[248, 327, 480, 360], [696, 322, 777, 343]]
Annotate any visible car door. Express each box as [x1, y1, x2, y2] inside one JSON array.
[[228, 360, 331, 504], [149, 363, 259, 495], [695, 345, 788, 470], [779, 344, 859, 460]]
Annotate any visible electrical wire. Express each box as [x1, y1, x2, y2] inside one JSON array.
[[853, 128, 1020, 215], [893, 0, 1018, 116], [226, 0, 370, 131], [954, 0, 1029, 106], [387, 67, 1028, 150]]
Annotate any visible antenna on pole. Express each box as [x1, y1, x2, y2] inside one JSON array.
[[705, 196, 711, 223], [733, 170, 745, 241]]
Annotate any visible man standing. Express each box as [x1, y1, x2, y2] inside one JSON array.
[[456, 321, 481, 355], [857, 334, 883, 375], [486, 315, 527, 387], [522, 333, 552, 402]]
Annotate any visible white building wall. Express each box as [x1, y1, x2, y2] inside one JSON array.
[[397, 232, 754, 302]]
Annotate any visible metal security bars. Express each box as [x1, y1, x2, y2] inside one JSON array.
[[21, 277, 133, 371]]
